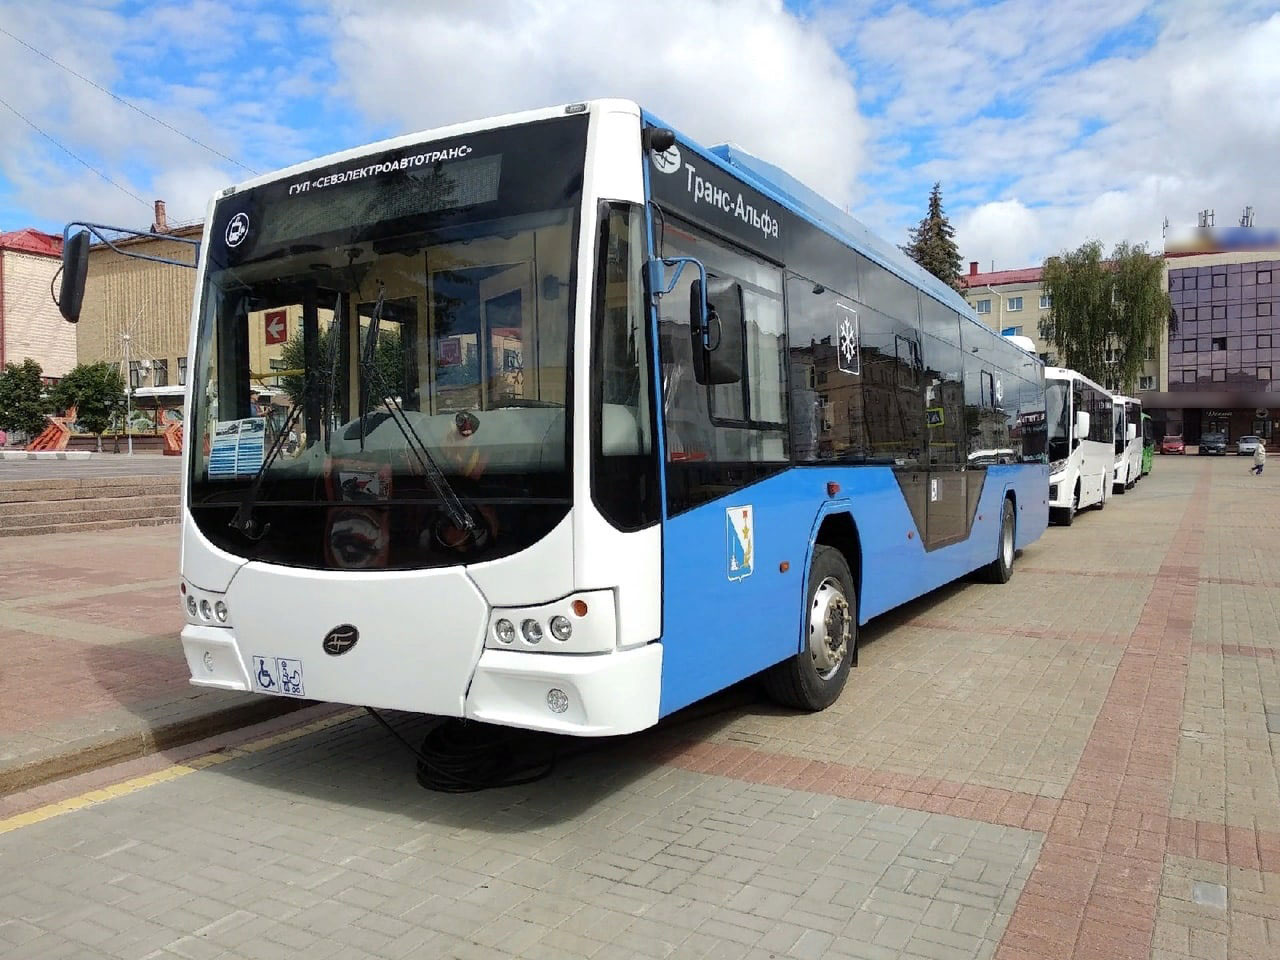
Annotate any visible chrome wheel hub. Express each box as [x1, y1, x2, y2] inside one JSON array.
[[809, 577, 851, 680], [1001, 512, 1014, 568]]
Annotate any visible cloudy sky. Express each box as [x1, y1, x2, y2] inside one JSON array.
[[1, 0, 1277, 271]]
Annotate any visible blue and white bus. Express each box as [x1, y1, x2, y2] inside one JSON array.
[[64, 101, 1048, 736]]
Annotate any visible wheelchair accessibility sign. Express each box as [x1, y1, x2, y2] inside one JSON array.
[[253, 655, 306, 697]]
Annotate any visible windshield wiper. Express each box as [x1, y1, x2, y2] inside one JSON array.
[[355, 285, 478, 539]]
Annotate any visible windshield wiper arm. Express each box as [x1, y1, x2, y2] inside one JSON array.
[[228, 402, 304, 540], [355, 285, 477, 537]]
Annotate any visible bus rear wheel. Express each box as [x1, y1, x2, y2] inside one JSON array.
[[980, 498, 1016, 584], [763, 546, 854, 711]]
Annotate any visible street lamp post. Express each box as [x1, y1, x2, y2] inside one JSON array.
[[122, 333, 133, 456]]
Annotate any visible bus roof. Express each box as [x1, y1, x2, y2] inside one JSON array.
[[642, 109, 1020, 356], [1045, 366, 1112, 396]]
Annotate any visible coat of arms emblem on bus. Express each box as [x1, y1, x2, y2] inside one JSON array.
[[836, 304, 860, 375], [726, 505, 754, 581]]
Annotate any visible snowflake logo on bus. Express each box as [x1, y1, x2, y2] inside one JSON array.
[[225, 213, 249, 248], [836, 305, 860, 375]]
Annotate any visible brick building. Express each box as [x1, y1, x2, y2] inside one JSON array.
[[0, 228, 76, 379], [76, 205, 201, 426]]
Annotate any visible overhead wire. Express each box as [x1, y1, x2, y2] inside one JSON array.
[[0, 24, 258, 175], [0, 92, 151, 211]]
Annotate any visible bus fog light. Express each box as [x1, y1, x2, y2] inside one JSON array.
[[202, 651, 215, 672], [199, 599, 213, 621], [186, 595, 198, 617], [546, 688, 569, 713], [214, 601, 228, 623], [494, 618, 516, 644], [521, 619, 544, 644], [549, 616, 572, 641]]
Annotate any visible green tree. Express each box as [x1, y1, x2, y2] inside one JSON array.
[[50, 362, 126, 452], [0, 358, 51, 438], [1040, 240, 1171, 392], [278, 324, 406, 408], [903, 182, 963, 291]]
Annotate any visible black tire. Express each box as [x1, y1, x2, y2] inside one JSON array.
[[980, 498, 1016, 584], [1060, 484, 1078, 526], [763, 545, 855, 711]]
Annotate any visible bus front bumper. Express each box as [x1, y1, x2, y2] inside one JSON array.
[[181, 624, 662, 737]]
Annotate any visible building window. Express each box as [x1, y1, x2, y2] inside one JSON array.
[[129, 360, 144, 390], [1212, 305, 1226, 320], [975, 299, 991, 314], [1182, 370, 1196, 383], [1212, 337, 1227, 351], [1212, 368, 1226, 382], [1182, 338, 1196, 353], [1007, 296, 1023, 311], [1259, 335, 1272, 349], [1259, 270, 1273, 284], [177, 356, 187, 386], [1042, 322, 1055, 340], [1001, 325, 1022, 336], [1212, 273, 1226, 287], [1183, 307, 1197, 322], [1104, 348, 1120, 364], [1184, 274, 1197, 290], [1039, 294, 1051, 309], [1259, 367, 1272, 381], [1259, 302, 1273, 317], [1169, 276, 1179, 291], [1145, 344, 1156, 360], [1139, 375, 1155, 390], [153, 359, 168, 388]]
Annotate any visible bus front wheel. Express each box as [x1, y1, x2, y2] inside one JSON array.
[[764, 545, 854, 711], [980, 498, 1016, 584]]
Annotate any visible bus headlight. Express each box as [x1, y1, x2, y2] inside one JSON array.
[[521, 619, 544, 644], [214, 601, 229, 623], [549, 616, 573, 641], [494, 619, 516, 644], [199, 599, 213, 621], [186, 595, 198, 617]]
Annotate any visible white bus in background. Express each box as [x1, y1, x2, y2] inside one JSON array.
[[1112, 395, 1143, 494], [1046, 367, 1114, 525]]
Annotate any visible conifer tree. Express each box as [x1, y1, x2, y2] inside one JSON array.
[[903, 182, 963, 291]]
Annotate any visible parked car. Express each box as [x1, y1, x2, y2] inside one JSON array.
[[1237, 435, 1264, 456], [1160, 434, 1185, 454], [1198, 432, 1228, 455]]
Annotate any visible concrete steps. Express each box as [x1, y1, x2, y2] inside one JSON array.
[[0, 475, 180, 536]]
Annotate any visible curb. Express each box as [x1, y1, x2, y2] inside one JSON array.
[[0, 451, 94, 460], [0, 697, 312, 796]]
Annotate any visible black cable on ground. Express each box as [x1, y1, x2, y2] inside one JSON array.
[[366, 680, 762, 793], [365, 707, 562, 793]]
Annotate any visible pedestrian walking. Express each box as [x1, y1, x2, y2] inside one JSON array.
[[1251, 439, 1266, 475]]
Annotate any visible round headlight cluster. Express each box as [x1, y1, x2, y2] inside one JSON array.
[[185, 588, 230, 624], [493, 602, 587, 647]]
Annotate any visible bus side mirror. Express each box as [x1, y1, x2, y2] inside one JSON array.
[[690, 278, 743, 386], [57, 230, 91, 323], [1075, 410, 1090, 438], [1127, 424, 1137, 442]]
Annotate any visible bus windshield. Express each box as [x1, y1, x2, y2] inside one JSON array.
[[188, 116, 587, 571], [1046, 380, 1071, 464]]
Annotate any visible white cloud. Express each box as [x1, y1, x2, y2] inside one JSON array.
[[835, 0, 1280, 270], [325, 0, 867, 207]]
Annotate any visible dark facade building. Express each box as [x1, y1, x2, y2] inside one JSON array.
[[1146, 254, 1277, 447]]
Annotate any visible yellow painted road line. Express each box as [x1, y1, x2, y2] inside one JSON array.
[[0, 708, 363, 837]]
